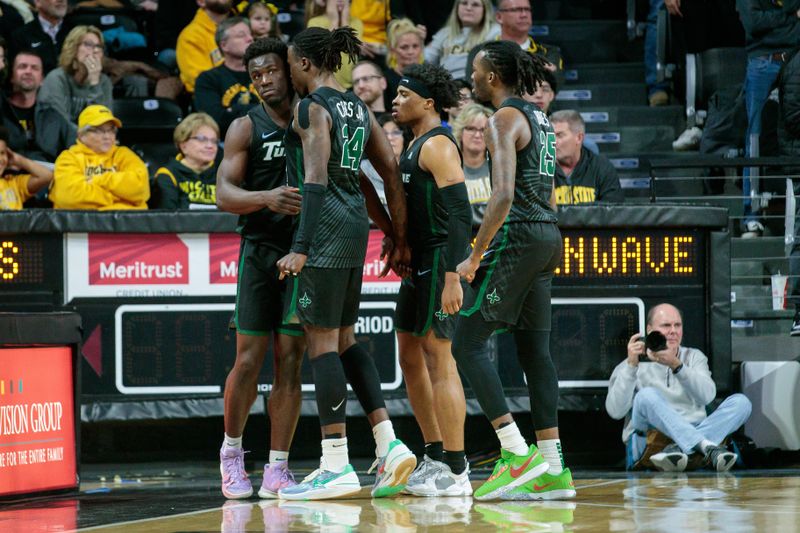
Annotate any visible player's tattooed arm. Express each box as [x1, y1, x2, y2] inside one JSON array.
[[216, 115, 301, 215], [364, 108, 411, 276], [457, 107, 521, 282]]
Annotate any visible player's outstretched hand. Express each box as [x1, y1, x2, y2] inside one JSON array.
[[389, 240, 412, 278], [379, 235, 395, 278], [441, 273, 463, 315], [456, 255, 480, 283], [264, 186, 302, 215], [277, 252, 307, 280]]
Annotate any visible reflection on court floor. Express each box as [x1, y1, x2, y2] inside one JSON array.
[[3, 470, 800, 532]]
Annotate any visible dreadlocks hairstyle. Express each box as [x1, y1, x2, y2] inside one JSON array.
[[401, 63, 460, 114], [291, 26, 361, 73], [243, 36, 288, 67], [480, 40, 550, 97]]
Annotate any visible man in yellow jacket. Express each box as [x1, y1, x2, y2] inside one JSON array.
[[177, 1, 232, 93], [50, 105, 149, 210]]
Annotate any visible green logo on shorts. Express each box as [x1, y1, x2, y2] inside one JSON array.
[[435, 309, 449, 321], [486, 289, 501, 305], [299, 292, 312, 308]]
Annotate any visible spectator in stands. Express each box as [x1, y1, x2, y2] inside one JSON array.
[[551, 110, 622, 204], [351, 60, 388, 112], [9, 0, 70, 75], [495, 0, 561, 71], [306, 0, 364, 89], [242, 1, 285, 41], [452, 103, 491, 226], [606, 303, 751, 472], [444, 79, 474, 126], [194, 17, 257, 137], [737, 0, 800, 238], [177, 0, 232, 93], [0, 126, 54, 210], [150, 112, 220, 209], [50, 104, 149, 210], [777, 49, 800, 335], [425, 0, 499, 80], [1, 50, 76, 162], [524, 68, 557, 113], [351, 0, 391, 57], [38, 26, 113, 124], [379, 112, 405, 163], [385, 18, 424, 106]]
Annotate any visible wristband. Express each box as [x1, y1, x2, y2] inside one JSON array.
[[672, 363, 684, 375], [439, 182, 472, 271], [291, 182, 326, 255]]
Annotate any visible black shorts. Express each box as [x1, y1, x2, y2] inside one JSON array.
[[395, 247, 457, 340], [460, 222, 562, 331], [284, 266, 362, 328], [233, 238, 303, 337]]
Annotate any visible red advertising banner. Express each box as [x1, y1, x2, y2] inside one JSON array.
[[88, 233, 189, 285], [0, 347, 77, 496], [209, 233, 240, 284], [0, 500, 77, 532], [363, 230, 401, 283]]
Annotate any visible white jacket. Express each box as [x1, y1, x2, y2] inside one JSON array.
[[605, 346, 717, 443]]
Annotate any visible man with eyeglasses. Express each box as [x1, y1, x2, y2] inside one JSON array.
[[495, 0, 562, 72], [9, 0, 70, 75], [195, 17, 257, 138], [50, 104, 149, 210], [351, 60, 389, 113]]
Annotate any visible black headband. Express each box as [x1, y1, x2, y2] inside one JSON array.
[[399, 76, 433, 100]]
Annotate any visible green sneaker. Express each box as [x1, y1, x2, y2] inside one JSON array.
[[474, 444, 549, 501], [368, 439, 417, 498], [502, 468, 576, 500]]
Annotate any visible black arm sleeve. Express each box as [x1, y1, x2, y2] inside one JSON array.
[[290, 182, 326, 255], [439, 182, 472, 272]]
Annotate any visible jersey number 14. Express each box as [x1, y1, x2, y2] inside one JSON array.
[[340, 125, 366, 171]]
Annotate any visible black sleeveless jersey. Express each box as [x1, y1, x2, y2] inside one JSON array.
[[399, 126, 460, 254], [236, 104, 294, 248], [496, 97, 558, 224], [289, 87, 372, 268]]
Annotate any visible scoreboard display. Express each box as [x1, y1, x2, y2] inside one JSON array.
[[0, 208, 730, 416]]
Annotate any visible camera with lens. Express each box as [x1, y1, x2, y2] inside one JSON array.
[[637, 330, 668, 362]]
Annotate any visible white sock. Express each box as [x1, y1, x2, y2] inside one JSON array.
[[269, 450, 288, 464], [496, 422, 528, 456], [698, 439, 716, 454], [321, 437, 349, 473], [372, 420, 396, 457], [538, 438, 564, 474], [223, 433, 242, 450]]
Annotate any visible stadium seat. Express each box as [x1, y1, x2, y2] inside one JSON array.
[[130, 142, 178, 175], [113, 98, 183, 144]]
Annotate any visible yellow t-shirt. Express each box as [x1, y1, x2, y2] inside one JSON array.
[[350, 0, 389, 45], [306, 16, 364, 89], [0, 174, 31, 210]]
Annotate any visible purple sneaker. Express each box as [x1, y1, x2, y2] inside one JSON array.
[[258, 461, 297, 499], [220, 447, 253, 499]]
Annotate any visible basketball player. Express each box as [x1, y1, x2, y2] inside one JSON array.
[[275, 26, 416, 500], [215, 38, 304, 500], [452, 40, 575, 500], [389, 63, 473, 496]]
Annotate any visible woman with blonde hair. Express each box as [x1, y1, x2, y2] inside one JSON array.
[[151, 112, 221, 209], [384, 18, 424, 104], [38, 26, 113, 124], [305, 0, 364, 88], [451, 102, 492, 226], [424, 0, 499, 80]]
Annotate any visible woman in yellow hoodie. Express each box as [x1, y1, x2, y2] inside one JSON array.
[[50, 105, 149, 210]]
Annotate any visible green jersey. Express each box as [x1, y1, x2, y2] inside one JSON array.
[[236, 104, 295, 249], [288, 87, 372, 268], [399, 126, 460, 255], [496, 97, 558, 224]]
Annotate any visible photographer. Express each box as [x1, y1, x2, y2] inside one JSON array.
[[605, 303, 751, 472]]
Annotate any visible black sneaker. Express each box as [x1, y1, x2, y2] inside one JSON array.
[[791, 311, 800, 337], [705, 445, 738, 472], [650, 443, 688, 472]]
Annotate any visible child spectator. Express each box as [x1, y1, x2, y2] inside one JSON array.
[[243, 1, 285, 41], [0, 126, 54, 210], [150, 112, 220, 209], [50, 105, 149, 210]]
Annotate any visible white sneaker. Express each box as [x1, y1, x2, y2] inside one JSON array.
[[650, 444, 689, 472], [741, 220, 764, 239], [369, 439, 417, 497], [672, 126, 702, 151], [278, 464, 361, 500], [405, 460, 473, 497]]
